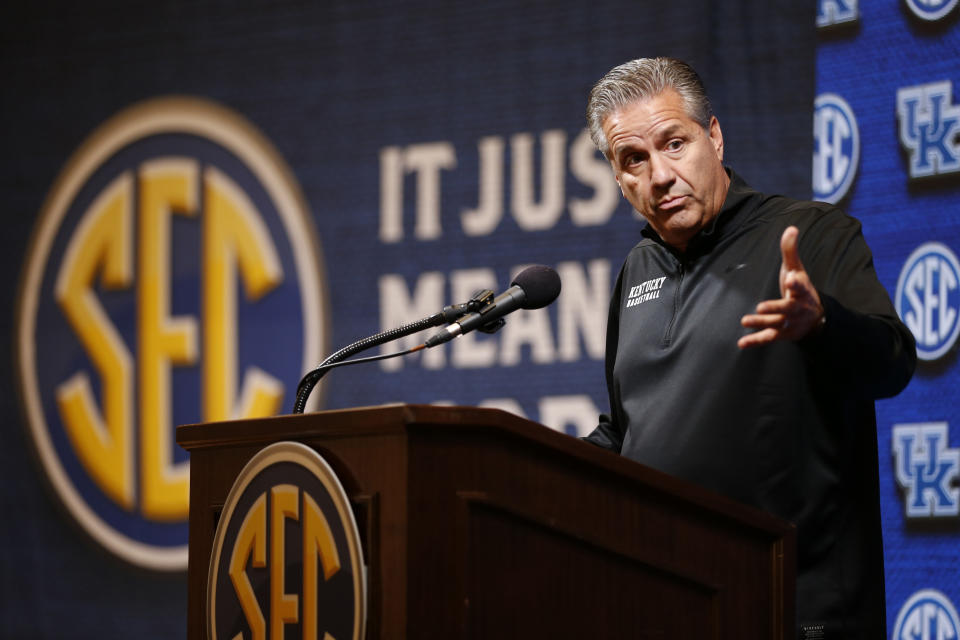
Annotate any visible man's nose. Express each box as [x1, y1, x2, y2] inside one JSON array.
[[649, 153, 675, 187]]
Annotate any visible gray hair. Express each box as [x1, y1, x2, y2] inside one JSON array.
[[587, 57, 713, 158]]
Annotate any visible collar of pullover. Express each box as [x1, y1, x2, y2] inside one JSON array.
[[641, 168, 761, 259]]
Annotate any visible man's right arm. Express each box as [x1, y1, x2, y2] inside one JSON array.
[[582, 413, 624, 451], [582, 266, 627, 452]]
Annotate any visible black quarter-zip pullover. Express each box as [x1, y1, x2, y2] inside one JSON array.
[[586, 171, 916, 637]]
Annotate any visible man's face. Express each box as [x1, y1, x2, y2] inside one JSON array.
[[602, 89, 730, 252]]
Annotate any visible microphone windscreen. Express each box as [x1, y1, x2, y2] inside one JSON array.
[[511, 265, 562, 309]]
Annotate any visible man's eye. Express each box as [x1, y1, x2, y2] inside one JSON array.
[[666, 140, 684, 151], [625, 153, 644, 166]]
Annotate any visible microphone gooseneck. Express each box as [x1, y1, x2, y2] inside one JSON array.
[[292, 314, 440, 414], [291, 264, 562, 414]]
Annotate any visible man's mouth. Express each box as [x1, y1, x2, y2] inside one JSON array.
[[657, 195, 688, 211]]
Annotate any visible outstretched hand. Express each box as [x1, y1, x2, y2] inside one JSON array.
[[738, 225, 825, 349]]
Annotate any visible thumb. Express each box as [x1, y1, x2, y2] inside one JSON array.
[[780, 226, 803, 273]]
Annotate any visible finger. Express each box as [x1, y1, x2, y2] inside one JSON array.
[[741, 313, 787, 329], [738, 327, 778, 349], [780, 225, 803, 273], [754, 299, 793, 314]]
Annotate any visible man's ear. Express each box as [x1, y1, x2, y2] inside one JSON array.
[[709, 116, 724, 161]]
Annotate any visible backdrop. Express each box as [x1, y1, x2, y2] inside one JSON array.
[[815, 1, 960, 637], [0, 0, 956, 637]]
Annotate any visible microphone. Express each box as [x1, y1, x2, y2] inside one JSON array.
[[425, 265, 561, 348]]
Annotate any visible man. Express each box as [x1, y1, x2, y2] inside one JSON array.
[[583, 57, 916, 638]]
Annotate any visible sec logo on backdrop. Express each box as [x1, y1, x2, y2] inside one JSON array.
[[893, 589, 960, 640], [16, 97, 328, 570], [813, 93, 860, 204], [896, 242, 960, 361], [904, 0, 959, 21]]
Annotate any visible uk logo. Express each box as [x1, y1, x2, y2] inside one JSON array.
[[816, 0, 858, 28], [16, 97, 328, 570], [904, 0, 959, 21], [897, 80, 960, 179], [895, 242, 960, 361], [813, 93, 860, 204], [892, 423, 960, 518], [893, 589, 960, 640]]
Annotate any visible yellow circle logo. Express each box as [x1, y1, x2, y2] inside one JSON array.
[[207, 441, 366, 639], [17, 97, 328, 570]]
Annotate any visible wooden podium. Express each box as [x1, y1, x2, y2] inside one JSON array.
[[177, 404, 795, 638]]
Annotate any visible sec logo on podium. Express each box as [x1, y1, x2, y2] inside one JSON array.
[[207, 441, 367, 640], [16, 97, 328, 571]]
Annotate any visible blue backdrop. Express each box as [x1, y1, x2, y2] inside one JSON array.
[[816, 1, 960, 636]]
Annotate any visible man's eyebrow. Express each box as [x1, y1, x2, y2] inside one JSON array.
[[612, 143, 643, 162], [657, 123, 686, 139]]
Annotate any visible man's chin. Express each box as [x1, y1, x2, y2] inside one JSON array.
[[656, 215, 707, 248]]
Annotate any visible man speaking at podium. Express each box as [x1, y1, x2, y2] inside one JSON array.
[[582, 57, 916, 639]]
